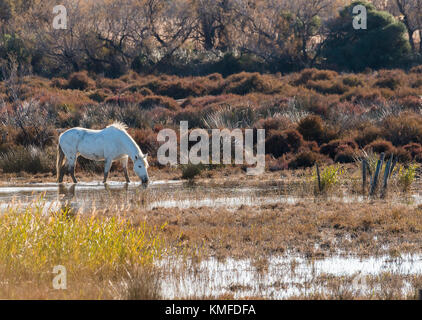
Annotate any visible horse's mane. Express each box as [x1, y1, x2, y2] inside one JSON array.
[[107, 121, 128, 131], [106, 121, 149, 168]]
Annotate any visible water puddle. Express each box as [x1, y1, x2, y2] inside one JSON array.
[[159, 253, 422, 299]]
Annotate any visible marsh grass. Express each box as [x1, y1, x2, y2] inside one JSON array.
[[0, 201, 166, 299]]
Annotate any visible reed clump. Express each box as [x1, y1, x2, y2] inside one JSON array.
[[0, 202, 166, 299]]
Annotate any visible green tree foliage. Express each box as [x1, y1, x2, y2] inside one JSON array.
[[322, 1, 411, 71]]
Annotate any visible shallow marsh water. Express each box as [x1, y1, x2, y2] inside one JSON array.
[[159, 253, 422, 299], [0, 180, 421, 213], [1, 179, 422, 299]]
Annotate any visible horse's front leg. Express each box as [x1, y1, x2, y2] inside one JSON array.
[[121, 157, 130, 183], [103, 158, 113, 183]]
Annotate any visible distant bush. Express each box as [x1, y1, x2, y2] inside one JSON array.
[[306, 80, 349, 95], [382, 113, 422, 146], [410, 65, 422, 74], [354, 125, 383, 147], [181, 163, 204, 180], [139, 96, 180, 111], [334, 145, 356, 163], [222, 73, 274, 95], [293, 69, 338, 86], [255, 117, 291, 135], [265, 129, 303, 158], [364, 139, 395, 155], [297, 115, 324, 143], [320, 139, 358, 159], [0, 146, 54, 174], [289, 151, 319, 169], [403, 143, 422, 162], [342, 76, 364, 87], [67, 72, 95, 90], [374, 77, 401, 90]]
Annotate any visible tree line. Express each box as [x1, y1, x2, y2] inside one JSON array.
[[0, 0, 421, 79]]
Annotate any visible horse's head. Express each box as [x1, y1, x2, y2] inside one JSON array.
[[134, 154, 149, 184]]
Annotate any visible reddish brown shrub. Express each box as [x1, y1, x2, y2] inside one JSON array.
[[288, 151, 320, 169], [67, 72, 95, 90], [255, 117, 291, 135], [382, 113, 422, 146], [128, 128, 159, 156], [398, 96, 422, 111], [138, 96, 180, 111], [88, 89, 112, 102], [364, 139, 395, 155], [334, 145, 355, 163], [307, 80, 348, 95], [222, 73, 274, 95], [297, 115, 324, 143], [293, 69, 338, 86], [403, 143, 422, 162], [354, 125, 383, 147], [410, 65, 422, 74], [265, 129, 303, 158], [320, 139, 358, 159], [342, 76, 364, 87], [395, 147, 412, 163], [173, 108, 204, 128]]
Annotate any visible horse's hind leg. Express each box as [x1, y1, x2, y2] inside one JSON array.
[[121, 157, 130, 183], [66, 157, 78, 184]]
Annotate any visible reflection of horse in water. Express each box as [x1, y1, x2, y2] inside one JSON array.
[[57, 183, 131, 214], [58, 183, 78, 214], [57, 122, 150, 184]]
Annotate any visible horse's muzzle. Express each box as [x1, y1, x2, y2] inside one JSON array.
[[142, 177, 149, 184]]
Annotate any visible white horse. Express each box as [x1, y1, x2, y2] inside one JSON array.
[[57, 122, 149, 184]]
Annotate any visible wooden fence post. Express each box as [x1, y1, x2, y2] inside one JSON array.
[[381, 155, 393, 198], [316, 163, 322, 193], [362, 159, 367, 195], [370, 153, 385, 196]]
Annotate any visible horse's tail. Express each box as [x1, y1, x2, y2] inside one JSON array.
[[56, 143, 65, 182]]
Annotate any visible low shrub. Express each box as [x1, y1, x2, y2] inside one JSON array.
[[0, 145, 54, 174], [320, 139, 358, 159], [288, 151, 319, 169], [139, 96, 180, 111], [306, 80, 349, 95], [222, 73, 274, 95], [342, 76, 364, 87], [354, 125, 383, 147], [181, 163, 204, 180], [265, 129, 303, 158], [382, 113, 422, 146], [313, 165, 343, 193], [403, 143, 422, 162], [255, 117, 291, 135], [398, 163, 418, 192], [297, 115, 324, 143], [334, 145, 356, 163], [67, 72, 95, 90], [374, 78, 401, 90], [364, 139, 395, 155]]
